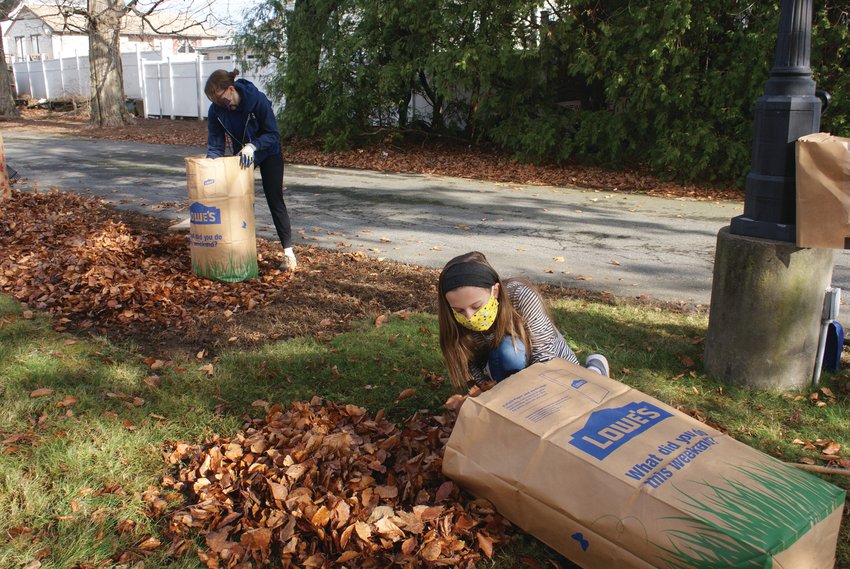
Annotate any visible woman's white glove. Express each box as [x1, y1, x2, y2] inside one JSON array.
[[239, 143, 256, 169]]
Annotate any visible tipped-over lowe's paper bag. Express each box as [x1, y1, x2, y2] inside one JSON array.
[[185, 156, 258, 282], [443, 359, 845, 568], [796, 132, 850, 249]]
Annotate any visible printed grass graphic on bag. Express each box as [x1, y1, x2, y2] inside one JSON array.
[[190, 252, 259, 283], [656, 461, 845, 569], [185, 156, 258, 283]]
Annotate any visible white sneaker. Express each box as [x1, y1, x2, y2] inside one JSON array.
[[280, 250, 298, 271], [585, 354, 610, 377]]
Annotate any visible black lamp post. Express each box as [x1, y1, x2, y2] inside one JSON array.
[[730, 0, 826, 242], [704, 0, 836, 390]]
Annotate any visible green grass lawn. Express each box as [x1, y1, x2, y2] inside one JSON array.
[[1, 292, 848, 568]]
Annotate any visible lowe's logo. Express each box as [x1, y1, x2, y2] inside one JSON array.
[[189, 202, 221, 224], [569, 402, 672, 460]]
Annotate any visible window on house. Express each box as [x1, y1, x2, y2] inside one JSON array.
[[14, 36, 24, 60], [30, 35, 40, 55]]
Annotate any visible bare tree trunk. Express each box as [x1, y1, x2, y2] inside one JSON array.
[[88, 0, 129, 127], [0, 40, 19, 118], [0, 0, 18, 117]]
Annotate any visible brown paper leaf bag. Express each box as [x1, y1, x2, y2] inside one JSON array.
[[796, 132, 850, 249], [443, 359, 844, 568]]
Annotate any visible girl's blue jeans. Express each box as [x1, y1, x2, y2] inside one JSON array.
[[488, 336, 528, 382]]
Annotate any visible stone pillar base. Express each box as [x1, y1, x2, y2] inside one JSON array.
[[704, 226, 835, 389]]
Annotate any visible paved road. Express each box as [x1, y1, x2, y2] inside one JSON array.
[[5, 129, 850, 315]]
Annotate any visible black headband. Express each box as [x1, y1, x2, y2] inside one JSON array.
[[440, 261, 499, 295]]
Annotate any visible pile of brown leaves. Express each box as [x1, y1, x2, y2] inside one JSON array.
[[162, 398, 509, 568], [0, 189, 289, 332], [0, 188, 438, 356]]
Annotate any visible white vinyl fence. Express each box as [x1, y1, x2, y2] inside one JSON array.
[[11, 48, 278, 119]]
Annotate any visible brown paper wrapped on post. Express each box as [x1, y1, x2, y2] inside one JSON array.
[[185, 156, 258, 282], [0, 131, 14, 200], [796, 132, 850, 249], [443, 359, 844, 568]]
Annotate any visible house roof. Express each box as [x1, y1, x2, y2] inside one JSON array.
[[16, 3, 221, 39]]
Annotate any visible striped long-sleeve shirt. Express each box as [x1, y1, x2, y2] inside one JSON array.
[[467, 280, 579, 384]]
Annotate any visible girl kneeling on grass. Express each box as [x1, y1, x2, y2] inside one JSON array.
[[438, 252, 609, 399]]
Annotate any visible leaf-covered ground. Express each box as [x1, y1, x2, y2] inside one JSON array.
[[0, 188, 444, 359], [0, 186, 643, 360], [1, 107, 744, 202]]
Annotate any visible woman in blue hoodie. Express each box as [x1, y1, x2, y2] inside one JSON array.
[[204, 69, 296, 271]]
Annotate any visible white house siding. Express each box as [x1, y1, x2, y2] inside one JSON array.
[[50, 34, 88, 59], [3, 4, 223, 63], [5, 16, 52, 61]]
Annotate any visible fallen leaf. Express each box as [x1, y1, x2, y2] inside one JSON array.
[[677, 353, 695, 368], [337, 551, 359, 563], [241, 528, 272, 550], [354, 521, 372, 542], [420, 539, 441, 561], [56, 395, 79, 408], [397, 388, 416, 400], [29, 388, 54, 398], [375, 314, 389, 327], [477, 532, 495, 558], [143, 375, 161, 388], [137, 536, 161, 550], [116, 519, 136, 535]]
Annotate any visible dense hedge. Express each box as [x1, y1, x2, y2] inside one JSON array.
[[237, 0, 849, 187]]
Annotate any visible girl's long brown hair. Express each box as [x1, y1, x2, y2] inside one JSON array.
[[438, 252, 532, 391]]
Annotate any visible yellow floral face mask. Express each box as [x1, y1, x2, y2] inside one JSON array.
[[453, 294, 499, 332]]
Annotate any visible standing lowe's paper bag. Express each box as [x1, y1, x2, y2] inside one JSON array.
[[796, 132, 850, 249], [443, 359, 845, 568], [185, 156, 258, 282]]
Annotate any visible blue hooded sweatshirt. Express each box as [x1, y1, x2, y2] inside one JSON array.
[[206, 78, 281, 165]]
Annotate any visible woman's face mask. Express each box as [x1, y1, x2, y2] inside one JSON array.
[[446, 285, 499, 332]]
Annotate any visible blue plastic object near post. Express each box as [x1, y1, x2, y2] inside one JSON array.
[[823, 321, 844, 371]]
